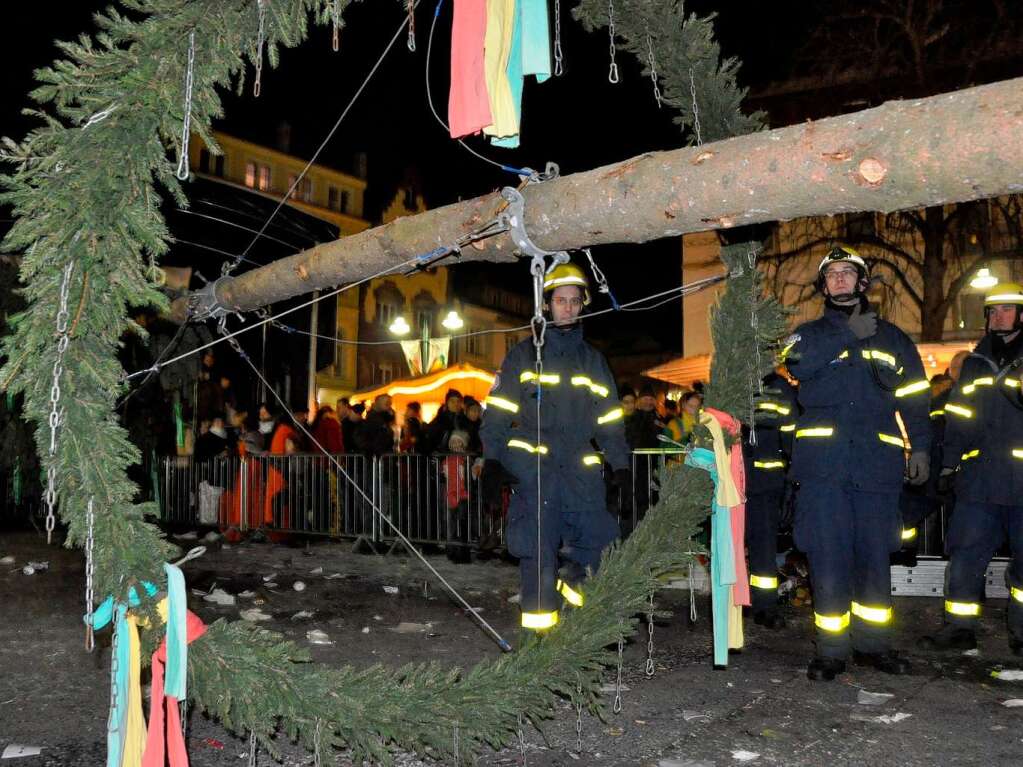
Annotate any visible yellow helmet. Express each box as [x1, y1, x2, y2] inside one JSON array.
[[543, 263, 591, 305], [984, 282, 1023, 307]]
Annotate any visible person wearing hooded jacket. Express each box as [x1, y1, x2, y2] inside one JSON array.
[[920, 282, 1023, 654], [781, 245, 931, 681], [480, 262, 631, 634]]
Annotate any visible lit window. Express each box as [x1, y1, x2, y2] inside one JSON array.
[[377, 362, 394, 384], [328, 186, 339, 211], [244, 161, 256, 188], [257, 165, 271, 192], [377, 302, 397, 327]]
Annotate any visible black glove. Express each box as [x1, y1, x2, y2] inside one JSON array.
[[847, 303, 878, 340], [936, 467, 957, 496], [611, 468, 632, 489], [906, 451, 930, 486]]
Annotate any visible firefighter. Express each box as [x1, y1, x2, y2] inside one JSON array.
[[920, 282, 1023, 654], [744, 371, 799, 629], [781, 245, 931, 680], [479, 262, 631, 634]]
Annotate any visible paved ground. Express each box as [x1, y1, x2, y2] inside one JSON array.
[[3, 528, 1023, 766]]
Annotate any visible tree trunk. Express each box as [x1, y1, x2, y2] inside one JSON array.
[[919, 206, 951, 341], [172, 76, 1023, 321]]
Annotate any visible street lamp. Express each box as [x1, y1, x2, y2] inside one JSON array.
[[441, 310, 464, 331], [389, 315, 411, 336], [970, 268, 998, 289]]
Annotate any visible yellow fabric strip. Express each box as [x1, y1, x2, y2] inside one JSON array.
[[815, 611, 850, 632], [699, 412, 741, 508], [753, 460, 786, 470], [945, 600, 980, 617], [945, 403, 973, 418], [756, 401, 791, 415], [485, 395, 519, 413], [895, 379, 930, 398], [482, 0, 517, 138], [570, 375, 609, 398], [728, 584, 744, 651], [851, 601, 892, 625], [779, 423, 796, 433], [597, 407, 624, 425], [556, 579, 584, 607], [122, 615, 147, 767], [930, 409, 945, 418], [878, 432, 905, 448], [750, 574, 779, 589], [796, 427, 834, 438], [521, 610, 559, 629]]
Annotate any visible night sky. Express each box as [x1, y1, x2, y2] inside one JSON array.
[[8, 2, 1013, 358]]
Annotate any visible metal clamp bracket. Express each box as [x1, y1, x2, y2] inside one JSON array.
[[498, 187, 569, 268]]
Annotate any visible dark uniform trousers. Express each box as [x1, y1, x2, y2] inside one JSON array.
[[945, 502, 1023, 637], [746, 490, 783, 613], [796, 484, 901, 657]]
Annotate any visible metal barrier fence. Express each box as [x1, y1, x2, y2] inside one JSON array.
[[158, 449, 964, 556]]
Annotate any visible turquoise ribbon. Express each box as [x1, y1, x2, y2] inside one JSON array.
[[163, 563, 188, 699], [686, 447, 736, 667], [89, 581, 159, 632]]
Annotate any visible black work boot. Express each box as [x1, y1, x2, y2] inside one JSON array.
[[918, 624, 977, 651], [852, 650, 911, 675], [806, 656, 846, 681], [753, 610, 786, 630]]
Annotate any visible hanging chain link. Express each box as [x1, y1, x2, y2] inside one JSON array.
[[107, 613, 121, 736], [331, 0, 341, 51], [613, 624, 624, 714], [248, 731, 257, 767], [84, 497, 95, 651], [180, 699, 188, 739], [517, 713, 527, 765], [175, 30, 197, 181], [689, 561, 698, 622], [645, 592, 656, 677], [313, 719, 322, 767], [553, 0, 564, 76], [688, 67, 702, 145], [452, 722, 460, 767], [254, 0, 268, 97], [607, 0, 619, 83], [406, 0, 416, 52], [747, 246, 763, 445], [575, 676, 583, 753], [646, 33, 662, 108], [44, 260, 75, 544]]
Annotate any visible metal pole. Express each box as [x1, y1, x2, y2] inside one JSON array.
[[307, 290, 320, 418]]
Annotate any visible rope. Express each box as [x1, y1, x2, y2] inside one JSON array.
[[228, 338, 513, 652]]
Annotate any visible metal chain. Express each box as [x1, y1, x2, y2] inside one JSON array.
[[254, 0, 268, 97], [248, 731, 257, 767], [453, 722, 460, 767], [406, 0, 416, 52], [613, 624, 624, 714], [175, 30, 196, 181], [44, 260, 75, 544], [530, 255, 547, 624], [107, 613, 121, 736], [84, 497, 95, 652], [180, 699, 188, 739], [747, 246, 763, 445], [517, 714, 527, 765], [645, 592, 656, 677], [331, 0, 341, 51], [553, 0, 564, 76], [313, 719, 322, 767], [607, 0, 619, 83], [688, 67, 702, 145], [646, 33, 662, 108], [575, 676, 583, 753], [689, 561, 698, 622]]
